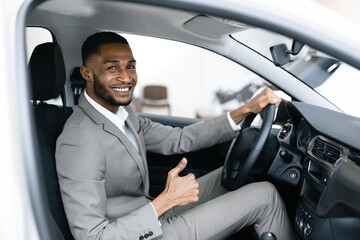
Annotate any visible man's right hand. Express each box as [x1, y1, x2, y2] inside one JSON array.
[[151, 158, 200, 217], [230, 88, 281, 125]]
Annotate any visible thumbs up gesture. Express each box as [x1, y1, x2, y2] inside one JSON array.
[[165, 158, 200, 206], [152, 158, 200, 217]]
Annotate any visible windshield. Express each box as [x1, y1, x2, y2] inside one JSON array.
[[232, 29, 360, 118]]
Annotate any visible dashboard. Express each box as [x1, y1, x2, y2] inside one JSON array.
[[276, 101, 360, 240]]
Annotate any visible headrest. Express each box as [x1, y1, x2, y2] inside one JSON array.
[[29, 42, 66, 101]]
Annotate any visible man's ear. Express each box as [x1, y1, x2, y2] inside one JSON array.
[[80, 65, 93, 82]]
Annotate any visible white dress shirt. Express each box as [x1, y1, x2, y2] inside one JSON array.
[[84, 91, 139, 151]]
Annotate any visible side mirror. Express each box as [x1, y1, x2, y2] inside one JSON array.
[[270, 40, 304, 66]]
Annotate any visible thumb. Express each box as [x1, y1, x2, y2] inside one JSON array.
[[172, 158, 187, 176]]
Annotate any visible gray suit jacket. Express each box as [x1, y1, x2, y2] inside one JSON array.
[[55, 94, 237, 240]]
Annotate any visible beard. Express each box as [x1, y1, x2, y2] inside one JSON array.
[[93, 74, 132, 106]]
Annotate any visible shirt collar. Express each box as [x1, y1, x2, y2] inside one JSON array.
[[84, 90, 129, 126]]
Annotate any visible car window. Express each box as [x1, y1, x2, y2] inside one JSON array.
[[123, 34, 290, 120]]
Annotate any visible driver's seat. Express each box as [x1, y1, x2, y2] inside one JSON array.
[[29, 42, 73, 240]]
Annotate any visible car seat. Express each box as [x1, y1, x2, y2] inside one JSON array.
[[29, 42, 73, 240]]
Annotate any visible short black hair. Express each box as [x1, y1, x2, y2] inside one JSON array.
[[81, 32, 129, 65]]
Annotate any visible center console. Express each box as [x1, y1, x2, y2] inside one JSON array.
[[295, 136, 342, 240]]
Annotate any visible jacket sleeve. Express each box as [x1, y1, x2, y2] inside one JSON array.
[[55, 126, 162, 240], [138, 113, 238, 155]]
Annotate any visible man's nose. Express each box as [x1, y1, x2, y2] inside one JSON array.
[[116, 69, 131, 82]]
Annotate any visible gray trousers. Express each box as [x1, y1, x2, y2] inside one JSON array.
[[159, 167, 297, 240]]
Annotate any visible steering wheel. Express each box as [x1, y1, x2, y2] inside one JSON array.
[[221, 104, 276, 191]]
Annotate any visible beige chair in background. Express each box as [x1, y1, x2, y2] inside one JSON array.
[[142, 85, 171, 115]]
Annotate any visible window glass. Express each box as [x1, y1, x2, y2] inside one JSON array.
[[123, 34, 290, 120]]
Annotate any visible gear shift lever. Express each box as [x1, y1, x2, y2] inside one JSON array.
[[261, 232, 277, 240]]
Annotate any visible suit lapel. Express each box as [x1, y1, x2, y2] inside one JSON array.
[[78, 94, 149, 195]]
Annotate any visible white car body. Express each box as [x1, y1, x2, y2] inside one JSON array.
[[1, 0, 360, 239]]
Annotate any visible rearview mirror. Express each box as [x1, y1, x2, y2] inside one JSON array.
[[289, 40, 304, 55], [270, 43, 290, 66], [270, 40, 304, 66]]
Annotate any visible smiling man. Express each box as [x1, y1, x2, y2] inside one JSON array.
[[81, 42, 137, 111], [55, 32, 297, 240]]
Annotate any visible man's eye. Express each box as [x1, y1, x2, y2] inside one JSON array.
[[107, 66, 117, 70], [127, 65, 135, 70]]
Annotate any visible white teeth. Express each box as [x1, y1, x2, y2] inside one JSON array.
[[113, 87, 129, 92]]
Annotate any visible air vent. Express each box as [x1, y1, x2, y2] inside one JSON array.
[[311, 137, 342, 164]]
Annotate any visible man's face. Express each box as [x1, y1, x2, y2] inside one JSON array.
[[82, 43, 137, 113]]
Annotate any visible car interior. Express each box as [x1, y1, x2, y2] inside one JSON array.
[[24, 1, 360, 240]]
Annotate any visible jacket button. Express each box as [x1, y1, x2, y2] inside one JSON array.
[[144, 233, 149, 238], [149, 231, 153, 236], [139, 236, 144, 240]]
